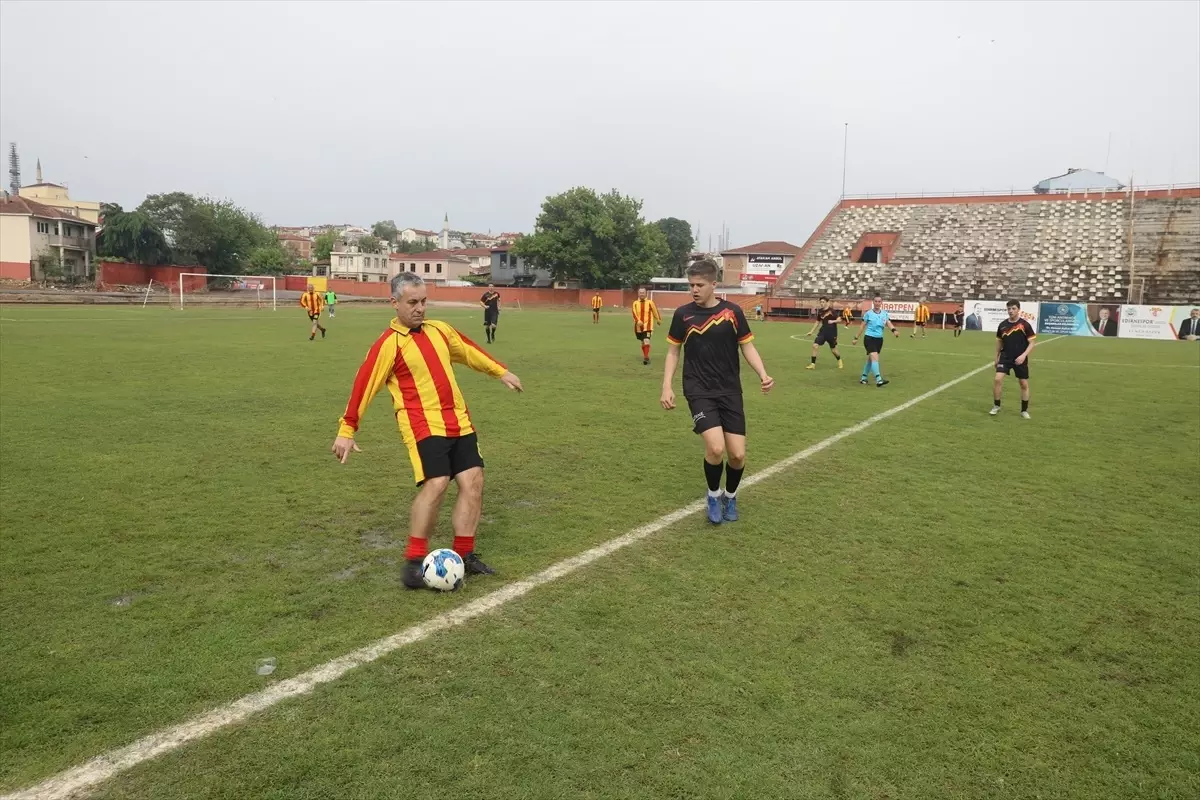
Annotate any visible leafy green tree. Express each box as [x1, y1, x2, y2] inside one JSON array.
[[514, 187, 668, 288], [97, 209, 172, 265], [356, 234, 385, 254], [371, 220, 399, 242], [313, 231, 339, 261], [135, 193, 277, 274], [246, 243, 296, 275], [653, 217, 695, 278]]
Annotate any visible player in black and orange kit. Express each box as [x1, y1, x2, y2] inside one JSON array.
[[591, 292, 603, 323], [661, 258, 773, 525], [990, 299, 1036, 419], [803, 296, 844, 370], [952, 304, 964, 338], [480, 285, 501, 343]]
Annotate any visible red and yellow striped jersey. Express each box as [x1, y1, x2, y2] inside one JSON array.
[[337, 319, 507, 443], [914, 304, 931, 323], [841, 307, 854, 322], [300, 290, 324, 314], [631, 298, 662, 332], [591, 295, 603, 310]]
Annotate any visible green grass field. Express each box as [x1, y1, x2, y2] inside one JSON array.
[[1, 303, 1197, 799]]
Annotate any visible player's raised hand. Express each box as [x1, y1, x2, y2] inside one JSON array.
[[660, 387, 676, 410], [500, 371, 524, 392], [1015, 354, 1027, 366], [760, 374, 775, 393], [332, 436, 361, 464]]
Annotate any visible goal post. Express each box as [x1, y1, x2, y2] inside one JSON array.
[[141, 279, 174, 308], [178, 274, 278, 310]]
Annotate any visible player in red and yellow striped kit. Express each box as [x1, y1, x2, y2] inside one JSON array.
[[911, 300, 931, 339], [631, 287, 662, 365], [591, 292, 603, 323], [331, 272, 524, 589], [300, 285, 326, 340]]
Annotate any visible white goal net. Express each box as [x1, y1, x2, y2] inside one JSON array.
[[178, 273, 278, 310]]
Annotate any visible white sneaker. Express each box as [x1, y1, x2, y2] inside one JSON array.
[[1021, 411, 1031, 419], [989, 406, 1001, 416]]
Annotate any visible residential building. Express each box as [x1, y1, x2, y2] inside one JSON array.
[[330, 245, 389, 282], [719, 240, 802, 289], [388, 250, 471, 282], [450, 247, 493, 275], [490, 245, 551, 287], [399, 227, 438, 245], [0, 195, 98, 280], [16, 161, 102, 224], [278, 233, 313, 261]]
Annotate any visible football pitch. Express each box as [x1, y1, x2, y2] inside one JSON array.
[[1, 303, 1197, 799]]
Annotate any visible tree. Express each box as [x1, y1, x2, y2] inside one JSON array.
[[653, 217, 695, 278], [372, 220, 399, 242], [356, 234, 385, 254], [97, 209, 172, 265], [513, 187, 669, 288], [135, 193, 277, 274], [313, 231, 339, 261], [246, 243, 296, 275]]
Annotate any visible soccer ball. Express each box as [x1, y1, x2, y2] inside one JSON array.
[[421, 548, 465, 592]]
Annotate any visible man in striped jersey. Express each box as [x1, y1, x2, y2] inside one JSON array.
[[331, 272, 524, 589], [632, 287, 662, 365], [591, 292, 604, 323], [911, 299, 931, 339], [300, 284, 326, 340]]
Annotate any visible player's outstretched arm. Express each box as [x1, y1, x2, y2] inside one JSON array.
[[660, 343, 680, 409], [331, 334, 398, 463], [440, 323, 509, 377], [739, 341, 774, 393], [851, 320, 867, 343]]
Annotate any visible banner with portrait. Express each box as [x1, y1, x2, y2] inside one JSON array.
[[1035, 303, 1121, 337], [1118, 304, 1200, 340], [962, 299, 1039, 332]]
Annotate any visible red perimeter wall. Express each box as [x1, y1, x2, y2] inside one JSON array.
[[96, 262, 208, 291]]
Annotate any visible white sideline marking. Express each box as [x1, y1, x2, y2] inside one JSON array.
[[892, 349, 1198, 370], [3, 358, 1009, 800]]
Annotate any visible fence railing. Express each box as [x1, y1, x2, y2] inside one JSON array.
[[840, 183, 1199, 201]]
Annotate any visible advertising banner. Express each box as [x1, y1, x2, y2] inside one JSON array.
[[1036, 303, 1121, 336], [963, 299, 1039, 332], [1118, 304, 1200, 340], [879, 300, 917, 321]]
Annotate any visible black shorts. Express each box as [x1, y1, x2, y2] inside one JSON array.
[[635, 330, 652, 341], [915, 321, 926, 328], [484, 310, 499, 325], [686, 394, 746, 436], [814, 330, 838, 347], [996, 358, 1030, 380], [592, 307, 601, 314], [308, 312, 320, 321], [863, 335, 883, 354], [412, 433, 485, 486]]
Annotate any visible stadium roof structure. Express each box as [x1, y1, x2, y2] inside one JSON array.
[[1034, 168, 1124, 194]]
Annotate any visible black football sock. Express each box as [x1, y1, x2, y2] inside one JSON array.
[[993, 399, 1001, 408], [810, 356, 817, 364], [724, 465, 745, 496], [704, 460, 723, 493], [1021, 400, 1029, 412]]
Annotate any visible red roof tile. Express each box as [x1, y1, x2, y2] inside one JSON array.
[[0, 195, 97, 224]]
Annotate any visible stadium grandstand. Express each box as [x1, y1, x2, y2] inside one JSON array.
[[772, 184, 1200, 308]]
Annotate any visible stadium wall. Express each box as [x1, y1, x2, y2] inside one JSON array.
[[0, 261, 31, 280], [95, 262, 208, 291]]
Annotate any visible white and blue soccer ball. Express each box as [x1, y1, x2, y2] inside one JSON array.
[[421, 548, 465, 591]]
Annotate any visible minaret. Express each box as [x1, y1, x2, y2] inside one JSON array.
[[36, 158, 42, 183], [440, 213, 449, 250]]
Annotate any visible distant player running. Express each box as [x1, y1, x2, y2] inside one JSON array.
[[841, 305, 855, 327], [480, 285, 501, 343], [324, 288, 338, 319], [591, 292, 603, 323], [300, 284, 326, 340], [911, 300, 931, 338], [632, 288, 662, 365], [661, 258, 774, 525], [851, 294, 899, 386], [951, 304, 964, 338], [990, 300, 1036, 419], [804, 296, 844, 370]]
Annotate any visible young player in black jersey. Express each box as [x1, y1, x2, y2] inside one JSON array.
[[803, 296, 844, 370], [661, 258, 774, 525], [991, 299, 1036, 419]]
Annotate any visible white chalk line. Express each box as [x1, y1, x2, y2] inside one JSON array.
[[3, 356, 1012, 800]]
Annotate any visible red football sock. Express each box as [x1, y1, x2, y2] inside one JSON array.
[[405, 536, 428, 561], [641, 344, 650, 359], [452, 535, 475, 556]]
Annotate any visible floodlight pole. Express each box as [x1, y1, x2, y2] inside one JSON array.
[[841, 123, 849, 199]]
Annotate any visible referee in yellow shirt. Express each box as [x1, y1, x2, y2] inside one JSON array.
[[911, 300, 931, 339], [332, 272, 524, 589]]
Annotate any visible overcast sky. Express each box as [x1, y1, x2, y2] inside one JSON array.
[[1, 0, 1197, 247]]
